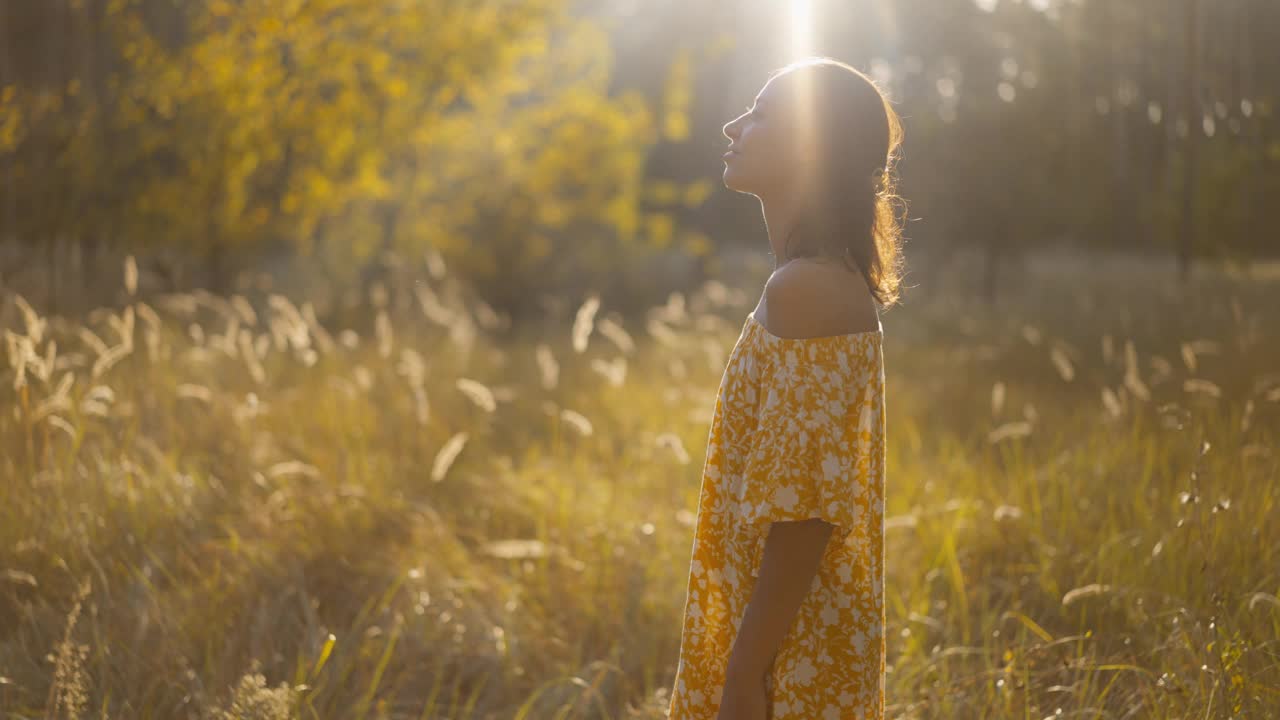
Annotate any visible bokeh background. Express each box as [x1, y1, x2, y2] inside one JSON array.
[[1, 1, 1278, 718]]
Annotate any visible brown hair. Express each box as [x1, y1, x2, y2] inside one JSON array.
[[771, 57, 907, 309]]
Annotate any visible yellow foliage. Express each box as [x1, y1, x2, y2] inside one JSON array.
[[664, 111, 689, 142], [647, 180, 680, 205], [259, 16, 282, 35], [537, 202, 569, 229], [645, 213, 675, 249], [355, 153, 390, 198], [661, 48, 693, 143], [527, 233, 553, 261], [605, 196, 639, 241], [681, 231, 713, 257], [683, 179, 713, 208], [4, 0, 672, 300], [0, 96, 24, 152]]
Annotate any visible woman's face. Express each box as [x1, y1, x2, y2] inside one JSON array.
[[721, 76, 805, 198]]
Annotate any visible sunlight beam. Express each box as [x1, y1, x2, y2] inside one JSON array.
[[789, 0, 815, 60]]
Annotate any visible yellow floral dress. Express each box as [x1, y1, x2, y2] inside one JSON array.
[[667, 311, 886, 720]]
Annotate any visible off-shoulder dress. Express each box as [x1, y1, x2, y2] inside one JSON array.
[[667, 311, 886, 720]]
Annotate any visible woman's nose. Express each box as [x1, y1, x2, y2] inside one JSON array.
[[723, 119, 738, 141]]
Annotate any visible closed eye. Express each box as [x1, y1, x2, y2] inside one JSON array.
[[744, 104, 760, 118]]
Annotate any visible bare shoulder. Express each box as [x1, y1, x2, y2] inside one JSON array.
[[760, 258, 880, 338]]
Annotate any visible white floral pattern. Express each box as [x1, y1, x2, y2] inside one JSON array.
[[668, 312, 886, 720]]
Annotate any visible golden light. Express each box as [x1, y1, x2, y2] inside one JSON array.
[[786, 0, 819, 177], [789, 0, 814, 59]]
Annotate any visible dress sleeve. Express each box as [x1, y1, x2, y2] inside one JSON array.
[[731, 335, 885, 542]]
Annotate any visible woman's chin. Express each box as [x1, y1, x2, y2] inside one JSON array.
[[721, 167, 752, 194]]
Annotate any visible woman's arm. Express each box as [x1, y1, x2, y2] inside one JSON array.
[[724, 517, 835, 685]]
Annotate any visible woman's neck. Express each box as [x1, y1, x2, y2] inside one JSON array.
[[758, 187, 807, 269]]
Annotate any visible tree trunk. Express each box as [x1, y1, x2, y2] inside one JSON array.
[[1179, 0, 1199, 283]]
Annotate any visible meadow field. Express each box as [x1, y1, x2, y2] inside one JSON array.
[[1, 250, 1277, 719]]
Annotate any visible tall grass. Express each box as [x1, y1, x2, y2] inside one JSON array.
[[1, 252, 1276, 719]]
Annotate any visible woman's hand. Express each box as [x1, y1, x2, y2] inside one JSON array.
[[715, 668, 770, 720]]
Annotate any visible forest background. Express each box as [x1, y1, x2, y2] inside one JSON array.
[[2, 1, 1279, 718]]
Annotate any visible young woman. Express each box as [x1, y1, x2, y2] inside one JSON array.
[[667, 57, 905, 720]]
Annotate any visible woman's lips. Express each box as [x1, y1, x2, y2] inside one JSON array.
[[723, 150, 738, 159]]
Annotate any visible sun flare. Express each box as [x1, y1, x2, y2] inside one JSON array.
[[789, 0, 814, 59]]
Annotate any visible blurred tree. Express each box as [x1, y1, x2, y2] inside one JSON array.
[[2, 0, 1277, 310], [0, 0, 680, 319], [474, 0, 1280, 297]]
